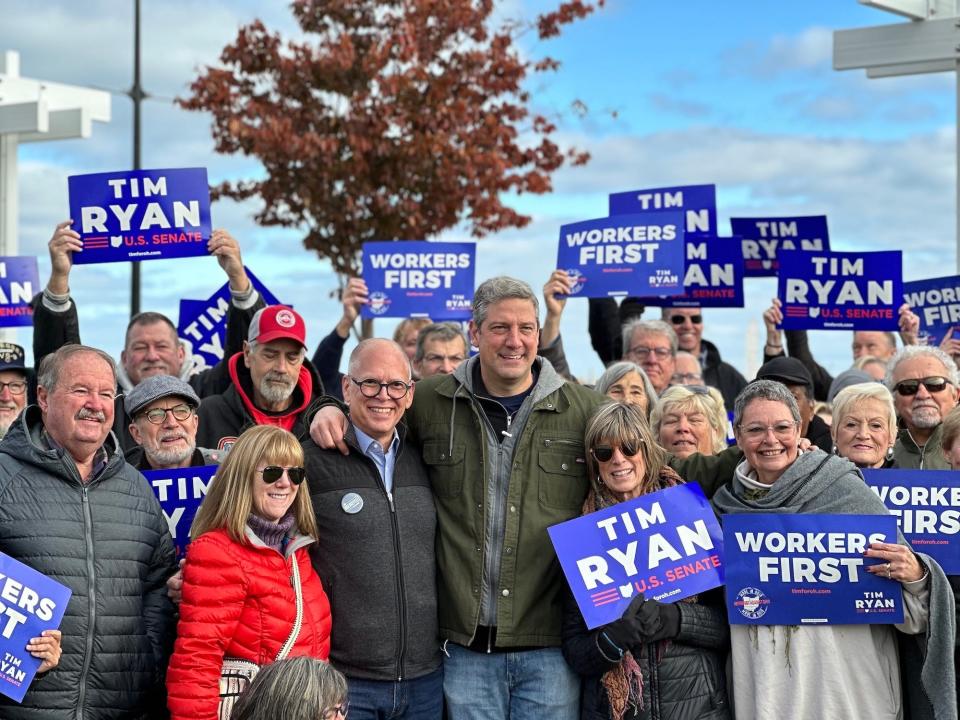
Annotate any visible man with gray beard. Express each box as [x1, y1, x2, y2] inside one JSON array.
[[196, 305, 322, 451], [124, 375, 222, 470], [887, 345, 960, 469], [0, 343, 29, 439]]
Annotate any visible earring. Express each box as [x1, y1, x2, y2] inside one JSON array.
[[885, 446, 895, 462], [831, 444, 839, 455]]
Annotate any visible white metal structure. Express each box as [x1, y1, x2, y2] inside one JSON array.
[[0, 50, 110, 257], [835, 1, 960, 269]]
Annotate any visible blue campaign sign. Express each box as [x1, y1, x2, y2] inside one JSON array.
[[556, 213, 685, 299], [0, 257, 39, 328], [778, 250, 902, 331], [902, 275, 960, 347], [729, 216, 830, 277], [0, 552, 71, 703], [609, 184, 716, 237], [177, 267, 284, 372], [863, 469, 960, 574], [723, 514, 903, 626], [143, 465, 218, 557], [638, 236, 745, 308], [68, 167, 211, 265], [548, 483, 724, 629], [361, 241, 475, 320]]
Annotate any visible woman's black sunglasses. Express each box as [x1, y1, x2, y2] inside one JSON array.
[[590, 442, 641, 463], [259, 466, 306, 485]]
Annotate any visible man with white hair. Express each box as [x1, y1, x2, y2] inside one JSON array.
[[621, 319, 678, 395], [197, 305, 323, 451], [887, 345, 960, 469], [671, 351, 704, 386]]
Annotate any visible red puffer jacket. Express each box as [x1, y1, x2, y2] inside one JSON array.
[[166, 527, 332, 720]]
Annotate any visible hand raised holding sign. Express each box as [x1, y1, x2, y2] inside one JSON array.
[[898, 303, 920, 346], [938, 327, 960, 361], [26, 629, 62, 674], [542, 269, 573, 349], [335, 277, 369, 339], [762, 298, 784, 352], [207, 229, 250, 293], [46, 221, 83, 296]]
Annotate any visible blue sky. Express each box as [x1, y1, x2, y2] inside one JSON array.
[[1, 0, 956, 381]]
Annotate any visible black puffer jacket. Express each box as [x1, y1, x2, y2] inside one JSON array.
[[303, 424, 440, 681], [0, 405, 177, 719], [562, 587, 730, 720]]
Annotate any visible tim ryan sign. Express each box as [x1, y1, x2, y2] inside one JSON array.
[[609, 184, 717, 237], [143, 465, 217, 556], [729, 215, 830, 277], [777, 250, 903, 331], [67, 167, 211, 264], [639, 236, 745, 308], [548, 483, 724, 629], [0, 257, 39, 328]]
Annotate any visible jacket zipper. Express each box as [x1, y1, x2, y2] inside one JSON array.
[[477, 401, 510, 632], [76, 486, 97, 720], [385, 488, 407, 681]]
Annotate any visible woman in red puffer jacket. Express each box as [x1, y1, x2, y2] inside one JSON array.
[[166, 426, 332, 720]]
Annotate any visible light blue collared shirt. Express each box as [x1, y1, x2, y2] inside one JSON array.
[[352, 423, 400, 494]]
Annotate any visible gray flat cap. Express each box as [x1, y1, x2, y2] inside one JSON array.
[[124, 375, 200, 417]]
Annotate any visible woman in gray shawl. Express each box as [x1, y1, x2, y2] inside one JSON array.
[[713, 380, 956, 720]]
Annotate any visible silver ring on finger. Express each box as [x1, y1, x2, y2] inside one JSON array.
[[885, 563, 892, 579]]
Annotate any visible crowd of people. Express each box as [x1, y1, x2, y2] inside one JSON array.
[[0, 223, 958, 719]]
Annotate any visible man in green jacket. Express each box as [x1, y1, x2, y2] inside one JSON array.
[[887, 345, 960, 469], [312, 276, 605, 720]]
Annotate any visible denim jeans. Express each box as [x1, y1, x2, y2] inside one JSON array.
[[347, 667, 443, 720], [443, 643, 580, 720]]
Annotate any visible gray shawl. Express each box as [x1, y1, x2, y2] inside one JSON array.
[[713, 449, 957, 720]]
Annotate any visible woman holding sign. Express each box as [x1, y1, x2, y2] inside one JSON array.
[[166, 426, 331, 720], [561, 402, 731, 720], [712, 380, 955, 720], [830, 382, 898, 469]]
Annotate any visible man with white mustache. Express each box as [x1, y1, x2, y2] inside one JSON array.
[[0, 344, 176, 718], [0, 343, 29, 439], [887, 345, 960, 469], [197, 305, 323, 451], [124, 375, 222, 470]]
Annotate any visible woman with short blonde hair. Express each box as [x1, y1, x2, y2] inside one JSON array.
[[649, 385, 727, 459]]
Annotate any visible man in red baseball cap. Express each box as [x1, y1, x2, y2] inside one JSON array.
[[196, 305, 323, 450]]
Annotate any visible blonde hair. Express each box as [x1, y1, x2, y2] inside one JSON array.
[[393, 317, 432, 343], [649, 385, 727, 454], [830, 382, 897, 444], [191, 426, 317, 543], [584, 402, 667, 503]]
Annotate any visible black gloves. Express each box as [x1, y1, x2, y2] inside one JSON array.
[[597, 594, 681, 659]]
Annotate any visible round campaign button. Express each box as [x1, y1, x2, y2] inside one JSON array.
[[341, 492, 364, 514]]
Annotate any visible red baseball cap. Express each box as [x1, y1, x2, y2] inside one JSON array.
[[248, 305, 306, 348]]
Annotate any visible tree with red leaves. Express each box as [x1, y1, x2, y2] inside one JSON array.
[[181, 0, 602, 275]]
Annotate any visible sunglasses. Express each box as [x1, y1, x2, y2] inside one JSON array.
[[893, 376, 952, 396], [258, 466, 306, 485], [591, 442, 641, 463], [669, 314, 702, 325]]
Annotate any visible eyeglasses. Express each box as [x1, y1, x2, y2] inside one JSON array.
[[323, 701, 349, 719], [670, 373, 703, 384], [738, 422, 798, 441], [894, 376, 952, 396], [139, 403, 194, 424], [591, 442, 641, 463], [0, 380, 26, 395], [669, 314, 702, 325], [350, 377, 413, 399], [258, 466, 306, 485], [627, 346, 672, 360]]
